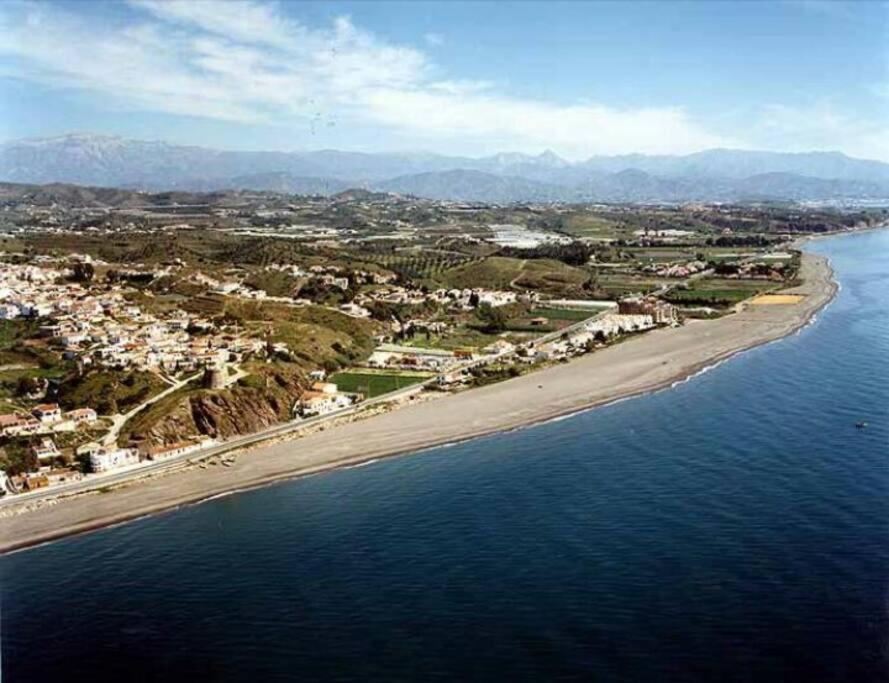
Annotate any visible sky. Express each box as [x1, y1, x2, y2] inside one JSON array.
[[0, 0, 888, 160]]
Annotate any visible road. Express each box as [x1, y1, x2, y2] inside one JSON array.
[[102, 371, 202, 446]]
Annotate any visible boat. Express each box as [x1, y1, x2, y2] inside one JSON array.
[[856, 421, 868, 429]]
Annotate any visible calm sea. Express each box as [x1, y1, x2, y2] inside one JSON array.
[[2, 231, 888, 682]]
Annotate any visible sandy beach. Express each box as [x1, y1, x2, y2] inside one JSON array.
[[0, 251, 836, 554]]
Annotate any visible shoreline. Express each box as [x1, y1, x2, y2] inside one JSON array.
[[0, 248, 838, 555]]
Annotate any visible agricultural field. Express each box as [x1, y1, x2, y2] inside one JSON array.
[[399, 326, 505, 352], [561, 213, 627, 240], [361, 250, 483, 282], [439, 257, 591, 297], [504, 306, 604, 332], [531, 307, 602, 323], [665, 278, 779, 307], [330, 369, 432, 398], [596, 274, 671, 297]]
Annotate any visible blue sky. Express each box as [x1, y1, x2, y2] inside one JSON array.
[[1, 0, 888, 160]]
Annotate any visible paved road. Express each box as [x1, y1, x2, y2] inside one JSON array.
[[0, 381, 425, 508], [102, 371, 202, 446]]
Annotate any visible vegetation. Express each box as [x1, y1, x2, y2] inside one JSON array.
[[57, 371, 166, 415], [532, 307, 602, 322], [330, 370, 431, 398]]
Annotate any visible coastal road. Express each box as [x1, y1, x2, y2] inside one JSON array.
[[0, 379, 427, 509]]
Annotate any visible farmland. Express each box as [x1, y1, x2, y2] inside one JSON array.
[[330, 370, 433, 398]]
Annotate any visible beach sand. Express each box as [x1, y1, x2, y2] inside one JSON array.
[[0, 252, 836, 554], [750, 294, 805, 305]]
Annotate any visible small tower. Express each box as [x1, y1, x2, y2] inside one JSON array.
[[204, 361, 227, 390]]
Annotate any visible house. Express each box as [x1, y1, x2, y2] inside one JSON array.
[[437, 370, 467, 387], [0, 469, 14, 495], [89, 446, 139, 473], [67, 408, 98, 425], [139, 438, 216, 460], [618, 296, 677, 325], [297, 391, 336, 417], [308, 369, 327, 381], [44, 468, 83, 487], [0, 303, 20, 319], [0, 413, 23, 437], [32, 438, 60, 461], [297, 391, 351, 418], [32, 403, 62, 425], [0, 413, 41, 437]]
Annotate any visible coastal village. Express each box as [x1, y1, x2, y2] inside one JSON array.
[[0, 182, 879, 500]]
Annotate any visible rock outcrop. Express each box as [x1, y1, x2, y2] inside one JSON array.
[[126, 366, 303, 445]]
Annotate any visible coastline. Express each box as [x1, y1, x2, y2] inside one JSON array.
[[0, 249, 838, 554]]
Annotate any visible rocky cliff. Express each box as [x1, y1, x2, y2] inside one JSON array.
[[125, 365, 303, 446]]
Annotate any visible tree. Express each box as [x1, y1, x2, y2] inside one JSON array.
[[16, 376, 42, 398], [71, 262, 95, 282], [582, 269, 600, 295], [477, 303, 508, 333], [368, 301, 394, 322]]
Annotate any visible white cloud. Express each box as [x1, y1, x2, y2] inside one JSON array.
[[364, 89, 732, 156], [753, 102, 889, 161], [0, 0, 738, 157], [423, 32, 445, 47]]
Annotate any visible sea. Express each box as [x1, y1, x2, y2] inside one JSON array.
[[1, 230, 888, 682]]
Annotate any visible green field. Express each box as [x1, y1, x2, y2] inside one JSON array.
[[562, 214, 626, 239], [664, 289, 754, 306], [533, 307, 600, 322], [330, 370, 432, 398], [664, 278, 778, 307]]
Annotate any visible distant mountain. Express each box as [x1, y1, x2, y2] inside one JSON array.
[[0, 182, 236, 208], [3, 133, 889, 202], [179, 172, 353, 195], [578, 149, 889, 183], [375, 170, 567, 203]]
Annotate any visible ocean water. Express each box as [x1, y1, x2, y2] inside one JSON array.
[[2, 231, 888, 682]]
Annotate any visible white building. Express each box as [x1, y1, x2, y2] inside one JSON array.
[[90, 447, 139, 473], [32, 404, 62, 425], [297, 391, 352, 417], [33, 438, 60, 461]]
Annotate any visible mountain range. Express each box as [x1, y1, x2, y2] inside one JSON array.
[[3, 133, 889, 203]]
